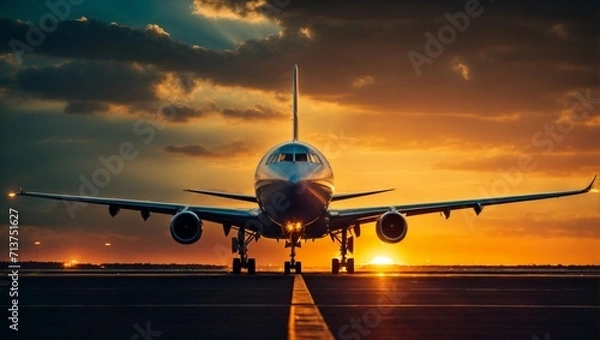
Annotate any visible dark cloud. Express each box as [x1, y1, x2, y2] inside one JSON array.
[[164, 144, 214, 157], [0, 17, 300, 89], [221, 104, 284, 120], [0, 54, 19, 80], [0, 2, 597, 117], [36, 137, 92, 144], [160, 104, 215, 123], [64, 101, 110, 114], [157, 102, 284, 123], [164, 140, 254, 158], [9, 60, 163, 103]]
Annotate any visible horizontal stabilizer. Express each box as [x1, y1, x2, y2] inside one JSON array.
[[332, 188, 395, 202], [184, 189, 257, 203]]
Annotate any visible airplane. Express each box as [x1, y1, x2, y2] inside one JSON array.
[[9, 65, 597, 274]]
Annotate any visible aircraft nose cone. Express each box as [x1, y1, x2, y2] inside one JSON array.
[[289, 174, 300, 185]]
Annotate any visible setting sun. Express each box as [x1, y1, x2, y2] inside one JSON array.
[[369, 256, 395, 265]]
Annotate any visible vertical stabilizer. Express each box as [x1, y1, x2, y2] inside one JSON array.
[[292, 64, 299, 141]]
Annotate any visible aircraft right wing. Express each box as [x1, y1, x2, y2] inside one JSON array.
[[328, 176, 597, 229], [331, 188, 395, 202]]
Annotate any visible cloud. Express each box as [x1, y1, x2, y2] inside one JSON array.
[[351, 75, 375, 88], [163, 140, 255, 158], [8, 60, 163, 103], [64, 101, 110, 114], [0, 1, 596, 119], [145, 24, 170, 37], [191, 0, 284, 22], [549, 23, 568, 39], [299, 27, 313, 39], [452, 58, 470, 81], [36, 137, 92, 145], [160, 103, 216, 123], [164, 144, 214, 157], [0, 54, 19, 80], [154, 102, 284, 123], [221, 104, 284, 120]]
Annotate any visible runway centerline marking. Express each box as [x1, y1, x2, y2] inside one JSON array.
[[288, 275, 334, 340]]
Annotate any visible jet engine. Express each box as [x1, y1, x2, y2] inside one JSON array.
[[170, 211, 203, 245], [375, 210, 408, 244]]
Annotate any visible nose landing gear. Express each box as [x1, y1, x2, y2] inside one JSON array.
[[284, 239, 302, 274]]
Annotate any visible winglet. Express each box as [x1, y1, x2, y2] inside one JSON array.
[[292, 64, 299, 141], [584, 175, 597, 192], [7, 187, 23, 198]]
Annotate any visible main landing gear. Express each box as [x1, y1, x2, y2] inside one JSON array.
[[231, 227, 259, 274], [284, 239, 302, 274], [330, 225, 357, 274]]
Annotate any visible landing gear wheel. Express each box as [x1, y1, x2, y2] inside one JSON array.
[[284, 261, 291, 275], [347, 258, 355, 274], [330, 225, 358, 274], [295, 261, 302, 274], [232, 258, 242, 274], [231, 227, 260, 274], [247, 258, 256, 275], [332, 258, 340, 274]]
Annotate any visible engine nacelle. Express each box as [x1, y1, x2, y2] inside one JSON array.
[[375, 210, 408, 244], [170, 211, 203, 245]]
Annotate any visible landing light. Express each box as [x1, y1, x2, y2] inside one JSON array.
[[8, 192, 16, 198], [286, 222, 303, 232]]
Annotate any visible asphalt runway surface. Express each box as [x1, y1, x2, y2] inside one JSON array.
[[1, 272, 599, 340]]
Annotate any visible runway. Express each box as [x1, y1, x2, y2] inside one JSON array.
[[2, 272, 598, 339]]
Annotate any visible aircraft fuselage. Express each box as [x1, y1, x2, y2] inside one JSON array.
[[254, 141, 334, 239]]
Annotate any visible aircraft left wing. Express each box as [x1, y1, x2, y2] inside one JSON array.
[[328, 176, 596, 228], [11, 189, 258, 228]]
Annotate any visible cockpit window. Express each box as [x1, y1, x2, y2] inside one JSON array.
[[279, 153, 294, 162], [265, 151, 323, 164], [266, 154, 278, 164], [309, 153, 322, 164], [295, 153, 308, 162]]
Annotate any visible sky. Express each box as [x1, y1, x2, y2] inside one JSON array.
[[0, 0, 599, 267]]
